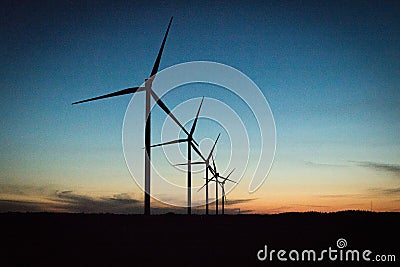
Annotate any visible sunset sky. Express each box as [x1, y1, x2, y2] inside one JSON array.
[[1, 0, 399, 214]]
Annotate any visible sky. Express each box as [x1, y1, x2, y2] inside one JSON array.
[[1, 0, 399, 214]]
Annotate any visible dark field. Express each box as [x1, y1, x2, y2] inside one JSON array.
[[1, 211, 399, 266]]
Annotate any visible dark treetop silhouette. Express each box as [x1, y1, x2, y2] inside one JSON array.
[[72, 17, 196, 215]]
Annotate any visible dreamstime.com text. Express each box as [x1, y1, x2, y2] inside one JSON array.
[[257, 238, 396, 263]]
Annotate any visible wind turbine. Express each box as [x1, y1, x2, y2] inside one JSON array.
[[198, 156, 236, 215], [150, 97, 205, 214], [72, 17, 189, 215], [218, 169, 235, 215], [175, 133, 220, 215]]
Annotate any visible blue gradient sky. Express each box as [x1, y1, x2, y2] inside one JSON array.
[[1, 0, 399, 213]]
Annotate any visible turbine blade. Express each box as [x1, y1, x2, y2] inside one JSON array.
[[189, 97, 204, 136], [190, 142, 206, 161], [174, 162, 204, 166], [207, 165, 216, 175], [198, 174, 217, 192], [150, 139, 187, 148], [212, 155, 217, 172], [150, 90, 192, 138], [206, 133, 221, 161], [150, 17, 173, 77], [174, 163, 188, 166], [190, 161, 204, 165], [210, 175, 217, 181], [72, 87, 145, 105], [225, 168, 235, 179], [220, 177, 237, 184], [197, 183, 207, 192]]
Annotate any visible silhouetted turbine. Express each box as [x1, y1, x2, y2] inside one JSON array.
[[72, 17, 186, 215], [150, 97, 204, 214], [176, 133, 220, 215], [218, 169, 235, 215], [198, 156, 236, 215]]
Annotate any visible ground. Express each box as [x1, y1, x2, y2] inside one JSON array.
[[1, 211, 398, 266]]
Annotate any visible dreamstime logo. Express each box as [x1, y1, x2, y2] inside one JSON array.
[[122, 61, 276, 207], [337, 238, 347, 249], [257, 238, 396, 262]]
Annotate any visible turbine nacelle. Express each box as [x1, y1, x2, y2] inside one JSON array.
[[144, 76, 155, 86]]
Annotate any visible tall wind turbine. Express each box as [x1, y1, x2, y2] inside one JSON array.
[[176, 133, 220, 215], [199, 156, 236, 215], [150, 97, 205, 214], [72, 17, 189, 215]]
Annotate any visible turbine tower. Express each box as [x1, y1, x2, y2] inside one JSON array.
[[72, 17, 188, 215], [177, 133, 220, 215], [151, 98, 205, 214]]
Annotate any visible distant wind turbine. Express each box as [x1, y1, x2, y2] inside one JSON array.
[[150, 97, 205, 214], [176, 133, 220, 215], [218, 169, 235, 215], [198, 156, 236, 215], [72, 17, 189, 215]]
